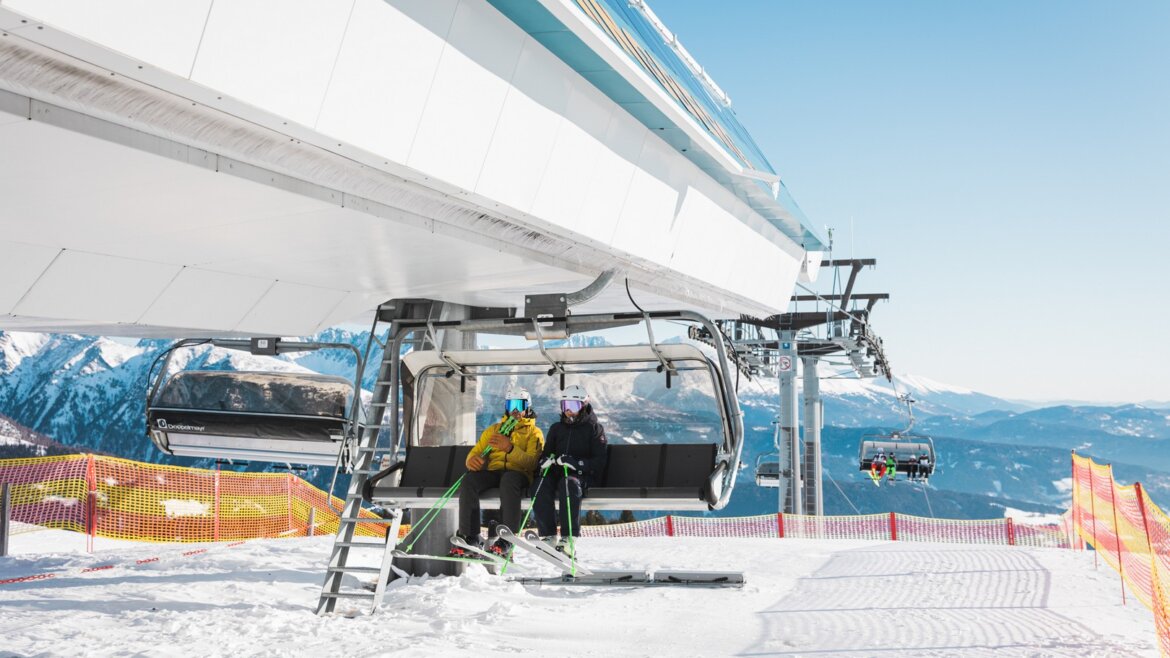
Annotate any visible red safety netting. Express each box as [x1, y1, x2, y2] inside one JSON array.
[[580, 510, 1068, 549]]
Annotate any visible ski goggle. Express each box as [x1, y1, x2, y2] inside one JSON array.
[[560, 399, 585, 414], [504, 398, 529, 414]]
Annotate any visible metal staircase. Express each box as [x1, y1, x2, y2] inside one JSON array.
[[315, 308, 403, 615]]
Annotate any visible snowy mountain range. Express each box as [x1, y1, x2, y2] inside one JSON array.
[[2, 329, 1168, 518]]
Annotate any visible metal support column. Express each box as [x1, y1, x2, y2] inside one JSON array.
[[801, 356, 823, 516], [1, 482, 9, 557], [778, 332, 801, 514], [404, 301, 477, 577]]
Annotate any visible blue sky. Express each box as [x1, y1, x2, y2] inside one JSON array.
[[650, 0, 1170, 404]]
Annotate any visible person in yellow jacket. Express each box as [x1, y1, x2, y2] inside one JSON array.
[[451, 387, 545, 557]]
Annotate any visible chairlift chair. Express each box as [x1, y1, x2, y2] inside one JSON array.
[[857, 434, 936, 476], [856, 395, 936, 478], [145, 338, 363, 466], [362, 310, 744, 512], [754, 453, 782, 488]]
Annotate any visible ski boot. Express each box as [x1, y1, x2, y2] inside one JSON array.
[[448, 534, 480, 558]]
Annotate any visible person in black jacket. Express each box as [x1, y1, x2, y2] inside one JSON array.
[[533, 384, 607, 557]]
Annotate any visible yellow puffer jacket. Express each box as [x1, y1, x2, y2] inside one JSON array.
[[465, 414, 545, 482]]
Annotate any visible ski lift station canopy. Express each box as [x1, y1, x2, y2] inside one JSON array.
[[364, 310, 744, 511], [146, 339, 362, 466]]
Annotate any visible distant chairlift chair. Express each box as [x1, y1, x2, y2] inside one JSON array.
[[856, 396, 936, 479], [754, 453, 782, 488]]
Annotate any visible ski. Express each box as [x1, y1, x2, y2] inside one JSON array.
[[868, 470, 882, 487], [391, 550, 496, 566], [449, 535, 506, 568], [497, 526, 592, 576]]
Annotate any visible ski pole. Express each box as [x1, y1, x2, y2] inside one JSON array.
[[400, 445, 491, 552], [499, 460, 553, 576], [563, 463, 576, 576], [402, 418, 521, 551]]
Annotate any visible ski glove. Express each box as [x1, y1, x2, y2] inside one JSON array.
[[540, 455, 558, 471], [556, 455, 584, 473]]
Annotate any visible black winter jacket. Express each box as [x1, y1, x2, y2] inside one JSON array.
[[541, 406, 608, 486]]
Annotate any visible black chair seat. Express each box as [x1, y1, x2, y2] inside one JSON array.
[[365, 443, 718, 510]]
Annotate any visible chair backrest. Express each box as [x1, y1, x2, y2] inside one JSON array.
[[391, 443, 717, 494], [603, 444, 716, 489], [399, 446, 464, 488]]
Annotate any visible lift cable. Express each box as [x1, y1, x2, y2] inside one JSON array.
[[822, 465, 861, 515], [919, 478, 935, 518]]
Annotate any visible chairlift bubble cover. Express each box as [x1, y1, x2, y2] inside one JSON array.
[[858, 437, 936, 474], [372, 343, 737, 510], [147, 371, 356, 464]]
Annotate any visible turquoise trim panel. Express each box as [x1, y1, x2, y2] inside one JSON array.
[[490, 0, 825, 251]]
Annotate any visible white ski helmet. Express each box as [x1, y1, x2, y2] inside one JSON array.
[[504, 386, 531, 402], [559, 384, 588, 403]]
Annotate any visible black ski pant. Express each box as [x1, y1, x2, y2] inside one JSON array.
[[533, 475, 585, 538], [458, 469, 528, 542]]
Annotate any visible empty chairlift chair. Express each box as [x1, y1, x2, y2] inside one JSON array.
[[755, 454, 782, 488], [146, 338, 363, 466]]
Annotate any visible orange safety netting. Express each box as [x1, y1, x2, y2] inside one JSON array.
[[1071, 452, 1170, 656], [0, 454, 387, 542]]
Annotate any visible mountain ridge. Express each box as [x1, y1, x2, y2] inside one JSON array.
[[1, 330, 1164, 516]]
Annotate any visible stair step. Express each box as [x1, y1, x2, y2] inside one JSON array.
[[328, 566, 381, 574], [334, 541, 385, 549], [319, 591, 375, 600]]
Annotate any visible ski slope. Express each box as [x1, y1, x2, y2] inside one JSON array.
[[0, 530, 1156, 657]]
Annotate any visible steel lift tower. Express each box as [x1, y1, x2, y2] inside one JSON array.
[[692, 259, 892, 515]]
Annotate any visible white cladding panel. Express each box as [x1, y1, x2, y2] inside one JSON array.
[[315, 0, 455, 165], [2, 0, 211, 77], [190, 0, 353, 128], [529, 81, 614, 230], [13, 251, 181, 323], [672, 186, 800, 309], [173, 207, 376, 280], [0, 242, 60, 314], [474, 39, 571, 214], [610, 136, 683, 263], [0, 122, 326, 264], [0, 89, 28, 124], [407, 1, 522, 191], [320, 291, 394, 329], [138, 268, 272, 331], [574, 110, 643, 245], [235, 282, 347, 336]]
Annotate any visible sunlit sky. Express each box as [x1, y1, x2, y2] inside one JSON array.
[[650, 0, 1170, 404]]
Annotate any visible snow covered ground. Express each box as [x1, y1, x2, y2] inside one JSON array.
[[0, 530, 1157, 657]]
